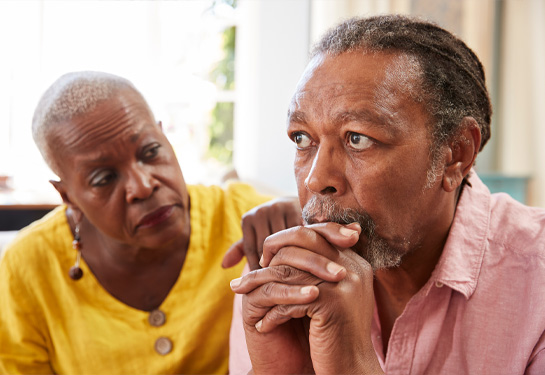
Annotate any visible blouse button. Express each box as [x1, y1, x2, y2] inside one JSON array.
[[435, 281, 444, 288], [149, 310, 166, 327], [155, 337, 173, 355]]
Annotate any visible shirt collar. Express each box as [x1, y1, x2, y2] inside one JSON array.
[[425, 170, 491, 299]]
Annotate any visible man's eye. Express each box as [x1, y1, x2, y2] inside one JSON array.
[[347, 132, 373, 150], [292, 133, 312, 149]]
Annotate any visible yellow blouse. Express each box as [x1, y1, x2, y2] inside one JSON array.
[[0, 183, 270, 374]]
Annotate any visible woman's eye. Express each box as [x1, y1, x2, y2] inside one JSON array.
[[347, 132, 373, 150], [91, 171, 116, 187], [292, 133, 312, 149], [143, 144, 161, 160]]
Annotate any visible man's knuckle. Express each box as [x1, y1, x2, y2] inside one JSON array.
[[296, 226, 318, 242], [272, 304, 290, 318], [279, 285, 292, 300], [262, 236, 276, 255], [292, 225, 306, 235], [273, 248, 286, 262], [261, 282, 276, 297], [246, 269, 260, 283], [276, 265, 297, 279], [263, 235, 273, 247]]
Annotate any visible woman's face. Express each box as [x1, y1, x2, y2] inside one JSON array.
[[53, 89, 189, 249]]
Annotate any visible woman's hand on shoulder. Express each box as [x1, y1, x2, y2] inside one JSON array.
[[222, 197, 302, 270]]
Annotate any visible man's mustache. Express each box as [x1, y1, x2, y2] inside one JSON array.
[[301, 195, 377, 239]]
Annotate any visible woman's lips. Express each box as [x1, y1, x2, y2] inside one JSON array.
[[136, 205, 175, 229]]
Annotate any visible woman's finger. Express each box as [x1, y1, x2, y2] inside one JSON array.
[[221, 239, 245, 268], [241, 219, 260, 270]]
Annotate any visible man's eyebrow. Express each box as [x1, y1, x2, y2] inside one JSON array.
[[333, 109, 391, 127], [287, 110, 307, 124], [287, 109, 401, 136]]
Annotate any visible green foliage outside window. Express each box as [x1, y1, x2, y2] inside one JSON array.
[[208, 101, 234, 164], [207, 0, 236, 166], [210, 26, 236, 91]]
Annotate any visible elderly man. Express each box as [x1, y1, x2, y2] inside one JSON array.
[[229, 15, 545, 374]]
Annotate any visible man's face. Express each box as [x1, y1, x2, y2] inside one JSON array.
[[53, 89, 189, 249], [288, 51, 451, 268]]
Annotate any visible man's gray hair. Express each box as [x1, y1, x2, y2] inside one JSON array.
[[32, 71, 138, 175]]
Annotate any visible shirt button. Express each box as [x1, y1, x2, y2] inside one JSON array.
[[149, 310, 166, 327], [435, 281, 444, 288], [155, 337, 173, 355]]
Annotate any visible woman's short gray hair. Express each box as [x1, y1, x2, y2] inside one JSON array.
[[32, 71, 138, 175]]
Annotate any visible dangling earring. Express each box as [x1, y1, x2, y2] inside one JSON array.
[[69, 224, 83, 280]]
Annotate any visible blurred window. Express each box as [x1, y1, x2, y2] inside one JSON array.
[[0, 0, 237, 204]]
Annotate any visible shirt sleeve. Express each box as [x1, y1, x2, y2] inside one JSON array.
[[0, 248, 53, 374], [229, 264, 252, 375]]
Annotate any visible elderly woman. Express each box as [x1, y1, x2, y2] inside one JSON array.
[[0, 71, 298, 374]]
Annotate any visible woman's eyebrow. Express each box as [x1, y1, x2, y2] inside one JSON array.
[[73, 152, 114, 173]]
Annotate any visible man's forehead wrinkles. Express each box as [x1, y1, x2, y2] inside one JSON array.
[[298, 83, 352, 96]]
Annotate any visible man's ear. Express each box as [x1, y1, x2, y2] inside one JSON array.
[[50, 179, 82, 218], [442, 117, 481, 192]]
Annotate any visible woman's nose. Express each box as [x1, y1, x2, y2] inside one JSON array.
[[125, 164, 159, 203]]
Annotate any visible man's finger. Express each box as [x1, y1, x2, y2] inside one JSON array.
[[255, 303, 314, 333], [269, 246, 346, 282], [309, 222, 362, 249], [261, 223, 361, 267], [244, 282, 319, 325], [231, 265, 320, 294]]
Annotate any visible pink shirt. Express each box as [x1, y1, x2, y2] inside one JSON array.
[[229, 172, 545, 374]]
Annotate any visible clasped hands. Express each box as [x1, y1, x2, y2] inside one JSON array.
[[230, 222, 384, 375]]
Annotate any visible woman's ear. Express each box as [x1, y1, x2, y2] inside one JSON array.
[[442, 117, 482, 192], [50, 180, 82, 219], [50, 179, 70, 203]]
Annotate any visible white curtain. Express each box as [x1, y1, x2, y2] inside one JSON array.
[[497, 0, 545, 207]]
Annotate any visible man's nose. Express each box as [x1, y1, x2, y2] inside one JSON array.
[[125, 164, 159, 203], [304, 145, 346, 196]]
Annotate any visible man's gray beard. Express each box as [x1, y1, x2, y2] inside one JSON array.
[[302, 196, 403, 271]]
